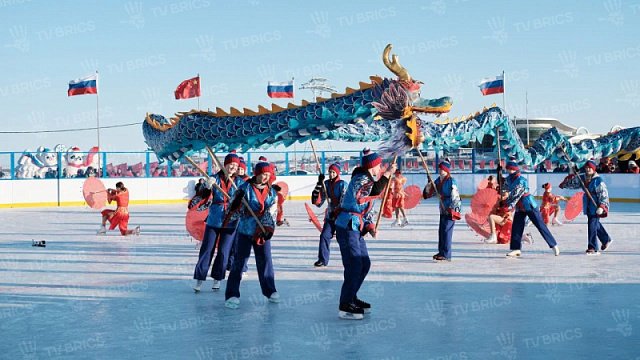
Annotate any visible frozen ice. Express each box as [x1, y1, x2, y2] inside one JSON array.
[[1, 200, 639, 359]]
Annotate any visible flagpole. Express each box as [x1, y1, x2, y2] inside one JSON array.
[[96, 70, 101, 178], [197, 73, 200, 110], [525, 91, 529, 146], [502, 70, 506, 114], [291, 76, 297, 173]]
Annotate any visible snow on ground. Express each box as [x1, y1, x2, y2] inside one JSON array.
[[1, 200, 639, 359]]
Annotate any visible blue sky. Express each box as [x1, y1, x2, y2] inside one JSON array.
[[0, 0, 638, 153]]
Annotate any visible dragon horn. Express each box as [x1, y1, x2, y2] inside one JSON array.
[[382, 44, 411, 82]]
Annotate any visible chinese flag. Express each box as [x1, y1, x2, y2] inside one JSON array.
[[175, 76, 201, 99]]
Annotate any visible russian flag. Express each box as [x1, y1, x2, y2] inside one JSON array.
[[267, 81, 294, 98], [68, 73, 98, 96], [478, 75, 504, 96]]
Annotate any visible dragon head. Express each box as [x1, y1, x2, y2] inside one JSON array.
[[376, 44, 454, 155], [382, 44, 452, 114]]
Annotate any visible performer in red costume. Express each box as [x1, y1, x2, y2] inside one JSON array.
[[540, 182, 567, 226], [391, 169, 408, 227], [484, 190, 524, 245], [98, 181, 140, 236]]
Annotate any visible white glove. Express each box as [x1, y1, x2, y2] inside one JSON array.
[[596, 207, 604, 215], [206, 178, 216, 189]]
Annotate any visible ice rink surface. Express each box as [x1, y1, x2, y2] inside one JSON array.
[[1, 200, 639, 359]]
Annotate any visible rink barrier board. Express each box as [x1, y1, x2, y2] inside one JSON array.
[[2, 195, 638, 209], [0, 174, 638, 208]]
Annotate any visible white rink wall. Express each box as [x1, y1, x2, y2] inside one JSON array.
[[0, 173, 639, 207]]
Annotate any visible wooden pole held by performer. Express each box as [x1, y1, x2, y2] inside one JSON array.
[[374, 155, 397, 233], [184, 155, 230, 200], [496, 126, 504, 191], [416, 149, 446, 211], [558, 144, 598, 208]]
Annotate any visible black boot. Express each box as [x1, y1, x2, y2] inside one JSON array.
[[338, 302, 364, 320], [354, 297, 371, 314]]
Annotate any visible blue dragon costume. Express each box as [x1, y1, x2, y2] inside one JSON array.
[[143, 44, 640, 167]]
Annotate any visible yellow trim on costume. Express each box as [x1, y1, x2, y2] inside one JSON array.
[[287, 195, 311, 201]]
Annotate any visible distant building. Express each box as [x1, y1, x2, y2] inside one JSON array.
[[512, 117, 589, 146]]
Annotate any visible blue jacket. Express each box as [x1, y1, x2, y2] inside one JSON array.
[[560, 173, 609, 216], [336, 167, 389, 231], [311, 177, 347, 221], [227, 180, 277, 237], [505, 172, 537, 212], [204, 172, 245, 228], [423, 175, 462, 215]]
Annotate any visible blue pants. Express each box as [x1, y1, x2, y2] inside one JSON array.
[[193, 225, 236, 281], [510, 209, 557, 250], [225, 233, 276, 300], [437, 215, 456, 259], [228, 232, 249, 273], [587, 215, 611, 250], [336, 227, 371, 305], [317, 220, 336, 265]]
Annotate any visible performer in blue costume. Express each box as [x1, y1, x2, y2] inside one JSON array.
[[503, 161, 560, 257], [226, 155, 250, 275], [224, 161, 279, 309], [335, 148, 396, 320], [560, 159, 611, 255], [193, 152, 245, 292], [311, 163, 347, 267], [422, 161, 462, 261]]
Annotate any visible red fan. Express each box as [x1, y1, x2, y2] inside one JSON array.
[[470, 188, 499, 219], [465, 212, 491, 238], [185, 205, 208, 241], [275, 181, 289, 198], [304, 203, 323, 232], [563, 191, 584, 222], [403, 185, 422, 210], [82, 177, 107, 209], [477, 179, 489, 190]]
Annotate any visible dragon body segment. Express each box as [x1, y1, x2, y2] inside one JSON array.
[[143, 44, 640, 168], [143, 74, 452, 161]]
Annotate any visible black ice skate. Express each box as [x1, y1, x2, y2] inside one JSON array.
[[338, 303, 364, 320]]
